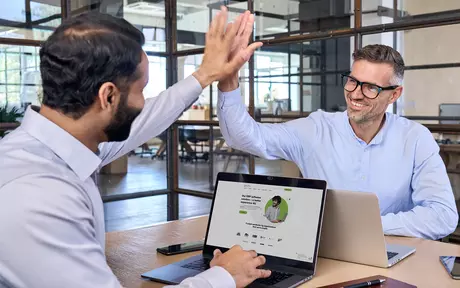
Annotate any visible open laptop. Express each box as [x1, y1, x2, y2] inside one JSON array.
[[318, 189, 416, 268], [142, 172, 328, 287]]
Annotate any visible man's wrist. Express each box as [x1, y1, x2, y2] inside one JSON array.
[[193, 69, 215, 89], [218, 74, 239, 92]]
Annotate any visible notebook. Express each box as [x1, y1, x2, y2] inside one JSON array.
[[318, 275, 416, 288]]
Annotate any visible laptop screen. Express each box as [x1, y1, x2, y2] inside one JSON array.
[[206, 179, 324, 264]]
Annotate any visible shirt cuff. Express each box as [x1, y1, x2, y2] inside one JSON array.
[[218, 87, 242, 109], [197, 266, 235, 288]]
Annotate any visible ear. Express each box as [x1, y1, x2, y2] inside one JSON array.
[[98, 82, 120, 114], [389, 86, 403, 104]]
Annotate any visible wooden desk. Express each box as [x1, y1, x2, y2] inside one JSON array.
[[106, 217, 460, 288]]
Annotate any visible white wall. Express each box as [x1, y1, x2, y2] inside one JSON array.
[[402, 0, 460, 117]]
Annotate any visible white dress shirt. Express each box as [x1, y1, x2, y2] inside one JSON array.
[[265, 206, 280, 222], [217, 87, 458, 240], [0, 76, 234, 288]]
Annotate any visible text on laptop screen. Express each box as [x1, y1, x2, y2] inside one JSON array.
[[206, 180, 323, 263]]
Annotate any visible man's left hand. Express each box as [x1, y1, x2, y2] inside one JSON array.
[[218, 10, 258, 92]]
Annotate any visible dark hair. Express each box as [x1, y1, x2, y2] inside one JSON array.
[[272, 196, 282, 203], [352, 44, 405, 85], [40, 12, 145, 119]]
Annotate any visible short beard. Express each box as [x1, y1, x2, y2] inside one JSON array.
[[104, 94, 142, 142]]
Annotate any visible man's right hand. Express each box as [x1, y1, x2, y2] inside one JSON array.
[[210, 245, 271, 288], [193, 6, 262, 89]]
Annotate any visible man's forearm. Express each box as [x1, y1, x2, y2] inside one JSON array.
[[382, 204, 458, 240], [218, 73, 239, 92], [217, 86, 312, 162], [98, 75, 203, 166]]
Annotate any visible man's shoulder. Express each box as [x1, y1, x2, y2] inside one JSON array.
[[307, 109, 341, 119], [0, 129, 85, 196], [306, 109, 343, 123], [0, 170, 88, 206], [301, 110, 344, 131], [0, 171, 91, 239], [386, 113, 432, 139], [384, 113, 439, 156]]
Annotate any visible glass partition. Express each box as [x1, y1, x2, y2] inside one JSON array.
[[70, 0, 166, 52], [0, 45, 41, 106], [177, 0, 247, 51], [0, 0, 60, 41], [255, 0, 352, 40]]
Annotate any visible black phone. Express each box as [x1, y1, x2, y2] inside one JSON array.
[[157, 240, 204, 256], [440, 256, 460, 279]]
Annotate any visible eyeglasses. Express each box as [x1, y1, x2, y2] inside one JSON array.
[[341, 74, 399, 99]]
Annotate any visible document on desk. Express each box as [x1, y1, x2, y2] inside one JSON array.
[[318, 275, 416, 288]]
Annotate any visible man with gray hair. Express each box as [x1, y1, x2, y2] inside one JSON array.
[[216, 44, 458, 240]]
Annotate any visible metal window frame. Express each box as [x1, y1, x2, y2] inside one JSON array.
[[0, 0, 459, 217]]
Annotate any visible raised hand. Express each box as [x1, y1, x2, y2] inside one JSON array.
[[229, 11, 257, 65], [218, 9, 261, 92], [193, 6, 262, 89]]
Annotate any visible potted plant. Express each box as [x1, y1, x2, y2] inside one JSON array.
[[0, 103, 24, 138]]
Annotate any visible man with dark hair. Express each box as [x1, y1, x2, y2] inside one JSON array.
[[265, 196, 282, 223], [217, 44, 458, 240], [0, 8, 270, 288]]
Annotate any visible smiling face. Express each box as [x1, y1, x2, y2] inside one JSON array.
[[345, 60, 403, 125]]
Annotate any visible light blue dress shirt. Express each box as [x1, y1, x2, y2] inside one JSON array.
[[217, 87, 458, 240], [0, 76, 235, 288]]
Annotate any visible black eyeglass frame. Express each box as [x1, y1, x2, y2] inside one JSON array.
[[341, 73, 399, 99]]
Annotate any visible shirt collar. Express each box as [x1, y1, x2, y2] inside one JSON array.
[[342, 111, 389, 146], [21, 106, 102, 181]]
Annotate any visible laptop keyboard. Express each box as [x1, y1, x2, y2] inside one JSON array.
[[253, 271, 293, 286], [181, 258, 211, 271], [182, 259, 294, 285], [387, 251, 398, 260]]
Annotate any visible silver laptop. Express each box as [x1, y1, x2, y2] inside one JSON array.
[[142, 172, 328, 287], [318, 189, 416, 268]]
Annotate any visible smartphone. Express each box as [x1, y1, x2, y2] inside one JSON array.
[[157, 240, 204, 256], [440, 256, 460, 279]]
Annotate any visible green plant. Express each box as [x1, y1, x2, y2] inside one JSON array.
[[0, 103, 24, 138], [0, 103, 23, 123]]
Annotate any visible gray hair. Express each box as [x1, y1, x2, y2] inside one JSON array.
[[352, 44, 405, 86]]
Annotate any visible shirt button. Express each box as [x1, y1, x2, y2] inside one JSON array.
[[361, 175, 366, 180]]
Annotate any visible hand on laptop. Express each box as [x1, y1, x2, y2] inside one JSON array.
[[210, 245, 271, 288], [193, 6, 262, 89]]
